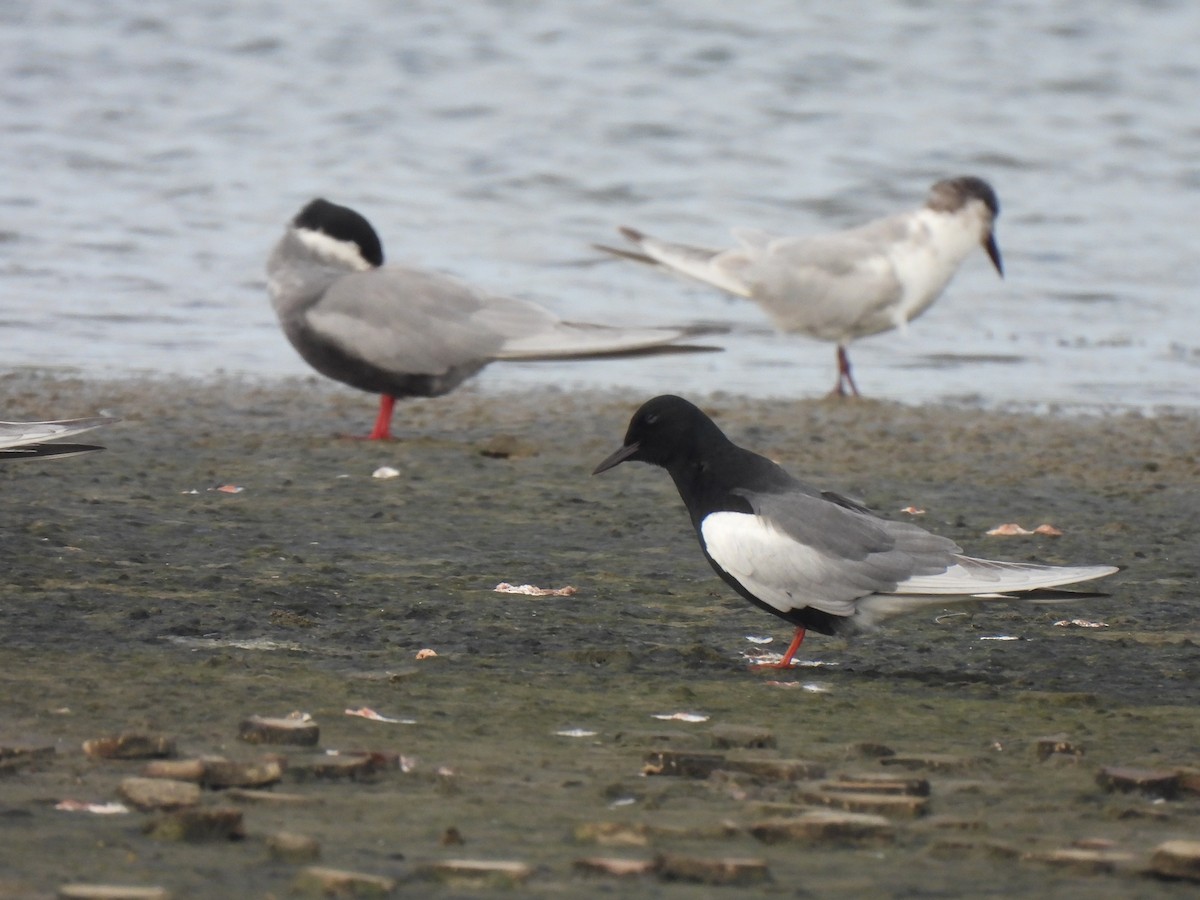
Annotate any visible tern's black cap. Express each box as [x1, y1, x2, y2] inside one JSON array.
[[294, 198, 385, 267]]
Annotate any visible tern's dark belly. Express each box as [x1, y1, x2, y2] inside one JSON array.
[[285, 323, 485, 398]]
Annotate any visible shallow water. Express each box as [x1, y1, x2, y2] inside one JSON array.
[[2, 0, 1199, 412]]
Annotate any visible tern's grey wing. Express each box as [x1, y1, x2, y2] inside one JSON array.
[[891, 555, 1119, 595], [730, 488, 1114, 622], [699, 489, 959, 619], [0, 417, 116, 450], [305, 266, 512, 375], [725, 227, 906, 338], [752, 482, 1114, 596], [762, 489, 959, 570], [301, 264, 710, 377], [489, 305, 709, 360]]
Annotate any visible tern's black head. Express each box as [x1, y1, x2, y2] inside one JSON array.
[[293, 198, 385, 268], [593, 394, 728, 475], [928, 176, 1003, 278], [940, 176, 998, 220]]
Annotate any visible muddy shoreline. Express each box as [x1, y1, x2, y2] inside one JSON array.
[[1, 372, 1197, 898]]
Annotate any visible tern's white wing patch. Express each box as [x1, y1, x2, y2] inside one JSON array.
[[699, 511, 860, 618]]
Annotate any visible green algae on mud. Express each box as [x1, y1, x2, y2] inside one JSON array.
[[1, 373, 1198, 898]]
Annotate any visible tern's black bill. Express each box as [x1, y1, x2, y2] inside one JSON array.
[[985, 232, 1004, 277], [592, 441, 641, 475]]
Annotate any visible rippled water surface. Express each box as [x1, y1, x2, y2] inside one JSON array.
[[2, 0, 1198, 411]]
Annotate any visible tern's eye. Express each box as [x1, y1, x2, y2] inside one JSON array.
[[644, 413, 660, 426]]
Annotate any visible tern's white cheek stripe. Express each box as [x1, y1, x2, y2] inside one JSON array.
[[295, 227, 374, 271]]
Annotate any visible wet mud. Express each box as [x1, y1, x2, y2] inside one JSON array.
[[1, 372, 1198, 898]]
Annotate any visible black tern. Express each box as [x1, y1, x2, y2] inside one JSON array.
[[593, 395, 1117, 669], [267, 199, 719, 440], [0, 417, 116, 461], [597, 176, 1003, 397]]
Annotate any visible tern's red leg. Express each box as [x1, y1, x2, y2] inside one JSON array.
[[751, 627, 806, 670], [836, 345, 860, 397], [365, 395, 396, 440]]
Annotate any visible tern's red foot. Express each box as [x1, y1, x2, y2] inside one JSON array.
[[750, 627, 807, 670], [825, 381, 850, 399]]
